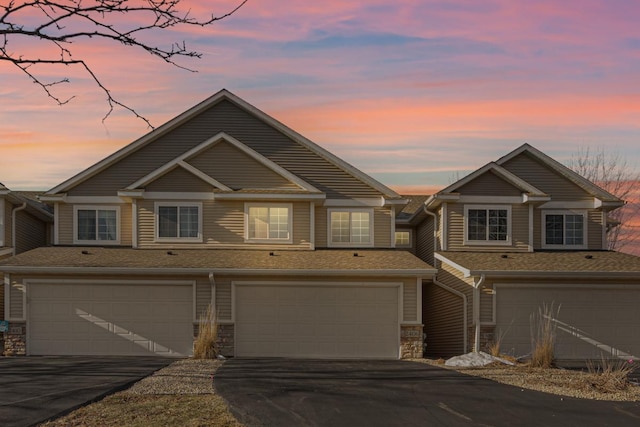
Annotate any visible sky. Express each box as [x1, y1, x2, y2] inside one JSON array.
[[1, 2, 639, 196]]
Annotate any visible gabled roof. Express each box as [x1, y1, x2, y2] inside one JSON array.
[[425, 161, 550, 209], [0, 186, 53, 222], [396, 194, 431, 223], [436, 250, 640, 278], [125, 132, 320, 193], [496, 143, 622, 204], [46, 89, 400, 200]]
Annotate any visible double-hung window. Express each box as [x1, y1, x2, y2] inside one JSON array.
[[328, 208, 374, 247], [542, 210, 587, 249], [155, 202, 202, 242], [395, 230, 411, 247], [74, 206, 120, 244], [464, 205, 511, 245], [245, 203, 292, 243]]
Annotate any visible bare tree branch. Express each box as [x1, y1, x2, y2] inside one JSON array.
[[570, 147, 640, 252], [0, 0, 248, 127]]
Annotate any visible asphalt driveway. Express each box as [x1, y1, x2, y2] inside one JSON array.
[[0, 356, 174, 427], [215, 359, 640, 427]]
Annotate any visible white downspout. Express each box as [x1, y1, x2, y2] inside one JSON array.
[[473, 274, 486, 352], [432, 278, 468, 354], [11, 202, 27, 255]]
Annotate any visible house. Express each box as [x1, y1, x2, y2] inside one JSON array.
[[0, 90, 436, 358], [0, 184, 53, 353], [401, 144, 640, 362]]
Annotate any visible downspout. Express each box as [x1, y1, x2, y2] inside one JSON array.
[[432, 278, 468, 354], [208, 272, 216, 311], [11, 202, 27, 256], [472, 274, 486, 353]]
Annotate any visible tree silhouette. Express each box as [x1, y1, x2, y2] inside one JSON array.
[[0, 0, 247, 127]]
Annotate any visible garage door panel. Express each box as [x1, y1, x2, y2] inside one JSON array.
[[235, 284, 399, 359], [29, 283, 193, 357], [497, 286, 640, 360]]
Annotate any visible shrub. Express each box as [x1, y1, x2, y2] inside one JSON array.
[[584, 356, 636, 393], [193, 304, 218, 359], [529, 302, 560, 368]]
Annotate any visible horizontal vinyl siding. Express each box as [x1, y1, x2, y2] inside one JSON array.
[[455, 171, 522, 196], [4, 202, 13, 247], [403, 280, 417, 322], [314, 206, 327, 247], [423, 281, 465, 358], [10, 276, 24, 319], [501, 153, 592, 201], [437, 262, 474, 330], [415, 218, 434, 264], [144, 167, 215, 193], [447, 203, 529, 252], [15, 211, 47, 254], [195, 278, 212, 320], [187, 141, 299, 190], [480, 287, 494, 323], [588, 210, 604, 249], [66, 100, 381, 199], [138, 200, 311, 248], [374, 207, 392, 248], [0, 273, 4, 320]]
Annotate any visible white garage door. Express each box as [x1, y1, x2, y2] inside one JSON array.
[[29, 282, 194, 357], [496, 285, 640, 361], [235, 284, 399, 359]]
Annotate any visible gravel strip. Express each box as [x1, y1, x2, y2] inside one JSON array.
[[126, 359, 224, 395], [413, 359, 640, 401]]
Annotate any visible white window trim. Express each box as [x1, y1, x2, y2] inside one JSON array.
[[73, 205, 121, 245], [463, 205, 512, 246], [394, 230, 412, 248], [154, 202, 203, 243], [244, 203, 293, 244], [327, 207, 375, 248], [541, 209, 588, 250]]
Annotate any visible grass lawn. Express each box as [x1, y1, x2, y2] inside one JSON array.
[[40, 393, 242, 427]]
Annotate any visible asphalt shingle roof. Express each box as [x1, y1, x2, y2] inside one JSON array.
[[437, 251, 640, 277], [0, 247, 435, 275]]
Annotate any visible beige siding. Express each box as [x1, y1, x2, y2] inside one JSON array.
[[532, 208, 542, 249], [4, 201, 12, 247], [480, 287, 494, 323], [187, 141, 299, 190], [455, 171, 522, 196], [588, 210, 604, 249], [138, 200, 311, 248], [437, 262, 474, 330], [0, 273, 4, 320], [15, 210, 47, 254], [66, 99, 381, 199], [501, 152, 592, 201], [145, 167, 215, 193], [195, 278, 212, 320], [57, 203, 131, 246], [403, 280, 417, 322], [423, 281, 465, 358], [415, 218, 435, 264], [447, 203, 530, 252], [9, 276, 24, 319], [374, 207, 392, 248], [314, 206, 327, 247]]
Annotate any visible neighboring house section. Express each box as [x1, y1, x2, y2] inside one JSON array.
[[0, 184, 53, 354], [404, 144, 640, 362], [0, 90, 435, 358]]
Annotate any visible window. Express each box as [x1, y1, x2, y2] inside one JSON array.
[[74, 206, 120, 244], [395, 231, 411, 247], [464, 205, 511, 245], [155, 203, 202, 241], [328, 209, 374, 247], [543, 211, 586, 248], [245, 203, 292, 243]]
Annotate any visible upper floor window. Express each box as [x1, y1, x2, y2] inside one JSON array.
[[74, 206, 120, 244], [155, 202, 202, 242], [464, 205, 511, 245], [328, 208, 374, 247], [395, 230, 411, 247], [245, 203, 292, 243], [542, 210, 586, 249]]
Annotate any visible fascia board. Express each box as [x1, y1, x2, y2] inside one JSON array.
[[214, 193, 326, 201], [468, 270, 640, 279], [0, 265, 437, 277], [434, 252, 472, 278]]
